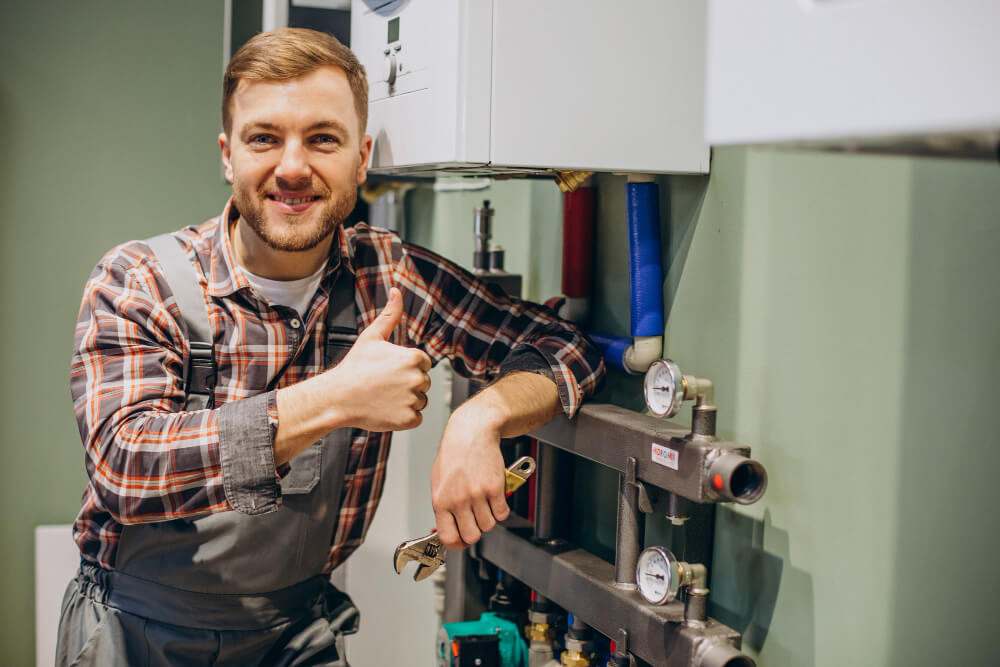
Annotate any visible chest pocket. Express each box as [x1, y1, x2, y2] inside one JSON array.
[[279, 269, 358, 495]]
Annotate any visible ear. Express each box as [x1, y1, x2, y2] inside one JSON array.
[[218, 132, 234, 184], [356, 134, 373, 186]]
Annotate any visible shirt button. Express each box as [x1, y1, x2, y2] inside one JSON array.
[[289, 318, 301, 329]]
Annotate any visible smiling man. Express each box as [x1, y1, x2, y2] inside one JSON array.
[[57, 28, 603, 666]]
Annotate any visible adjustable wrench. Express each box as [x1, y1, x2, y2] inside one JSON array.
[[393, 455, 536, 582]]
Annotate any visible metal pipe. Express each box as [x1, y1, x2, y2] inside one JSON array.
[[706, 453, 768, 505], [531, 403, 765, 505], [685, 592, 708, 627], [698, 642, 756, 667], [692, 406, 717, 438], [473, 200, 494, 271], [613, 458, 643, 589], [534, 443, 559, 542], [666, 492, 690, 526], [479, 522, 750, 666], [682, 562, 709, 627]]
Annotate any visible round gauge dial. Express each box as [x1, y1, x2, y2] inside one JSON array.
[[636, 546, 681, 605], [643, 359, 685, 418]]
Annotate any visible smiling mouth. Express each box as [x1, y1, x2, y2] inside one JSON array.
[[266, 194, 322, 205]]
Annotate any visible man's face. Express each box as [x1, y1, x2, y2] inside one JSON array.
[[219, 66, 371, 252]]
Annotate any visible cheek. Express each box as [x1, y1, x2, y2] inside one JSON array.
[[320, 154, 361, 187], [231, 151, 274, 185]]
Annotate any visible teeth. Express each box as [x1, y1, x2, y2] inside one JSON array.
[[273, 196, 315, 205]]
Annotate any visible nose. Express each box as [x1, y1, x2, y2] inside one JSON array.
[[274, 139, 311, 187]]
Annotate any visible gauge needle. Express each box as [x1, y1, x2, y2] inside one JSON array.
[[643, 572, 665, 580]]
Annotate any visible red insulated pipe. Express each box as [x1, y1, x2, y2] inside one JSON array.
[[561, 187, 596, 299]]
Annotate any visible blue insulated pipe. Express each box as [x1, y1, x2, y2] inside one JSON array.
[[588, 332, 630, 372], [626, 180, 665, 338]]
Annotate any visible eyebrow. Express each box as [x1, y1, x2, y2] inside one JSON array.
[[240, 119, 350, 138]]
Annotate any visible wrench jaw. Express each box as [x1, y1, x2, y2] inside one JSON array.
[[392, 542, 413, 575], [393, 533, 445, 581], [413, 562, 437, 582]]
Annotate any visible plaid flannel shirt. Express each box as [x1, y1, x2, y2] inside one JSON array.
[[70, 198, 605, 573]]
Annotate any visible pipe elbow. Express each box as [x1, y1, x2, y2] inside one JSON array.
[[623, 335, 662, 374]]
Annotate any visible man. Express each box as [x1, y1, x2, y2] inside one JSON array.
[[57, 28, 603, 666]]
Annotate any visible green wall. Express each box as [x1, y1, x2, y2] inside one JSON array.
[[578, 152, 1000, 666], [0, 2, 230, 663]]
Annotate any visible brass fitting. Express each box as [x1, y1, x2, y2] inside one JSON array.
[[560, 649, 592, 667], [525, 622, 555, 643], [553, 170, 594, 193]]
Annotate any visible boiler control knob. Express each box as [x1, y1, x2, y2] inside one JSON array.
[[385, 52, 398, 86]]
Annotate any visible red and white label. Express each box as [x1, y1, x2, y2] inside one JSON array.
[[651, 443, 679, 470]]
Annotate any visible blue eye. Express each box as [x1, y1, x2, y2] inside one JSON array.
[[249, 134, 276, 146], [312, 134, 340, 146]]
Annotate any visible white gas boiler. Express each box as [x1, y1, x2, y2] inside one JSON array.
[[351, 0, 710, 176], [705, 0, 1000, 157]]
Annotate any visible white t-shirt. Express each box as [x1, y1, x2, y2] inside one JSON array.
[[243, 264, 326, 317]]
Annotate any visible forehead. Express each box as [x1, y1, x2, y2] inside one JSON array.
[[231, 66, 360, 135]]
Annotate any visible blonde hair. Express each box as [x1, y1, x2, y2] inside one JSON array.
[[223, 27, 368, 136]]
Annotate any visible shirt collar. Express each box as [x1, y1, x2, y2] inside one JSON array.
[[207, 197, 354, 299]]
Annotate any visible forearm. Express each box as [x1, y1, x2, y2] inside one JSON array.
[[274, 370, 352, 466], [455, 371, 562, 438]]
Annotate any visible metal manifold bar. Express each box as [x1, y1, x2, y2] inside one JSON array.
[[530, 403, 762, 504], [478, 522, 747, 667]]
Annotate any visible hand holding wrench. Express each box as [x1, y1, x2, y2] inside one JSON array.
[[393, 456, 536, 582]]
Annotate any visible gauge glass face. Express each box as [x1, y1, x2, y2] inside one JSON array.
[[644, 361, 679, 417], [637, 547, 672, 604]]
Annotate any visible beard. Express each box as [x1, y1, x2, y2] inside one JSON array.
[[233, 178, 357, 253]]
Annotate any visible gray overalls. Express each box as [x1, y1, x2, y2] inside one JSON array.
[[56, 234, 360, 666]]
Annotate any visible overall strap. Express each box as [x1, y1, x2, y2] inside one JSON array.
[[325, 268, 358, 364], [146, 233, 215, 406]]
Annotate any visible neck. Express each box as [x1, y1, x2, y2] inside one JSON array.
[[231, 218, 335, 280]]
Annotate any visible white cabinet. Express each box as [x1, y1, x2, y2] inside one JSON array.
[[351, 0, 710, 175], [705, 0, 1000, 154]]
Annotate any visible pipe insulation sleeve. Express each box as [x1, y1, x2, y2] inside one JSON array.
[[562, 187, 596, 299], [626, 181, 665, 337], [589, 333, 630, 372]]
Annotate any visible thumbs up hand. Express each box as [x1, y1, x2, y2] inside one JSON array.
[[325, 287, 433, 432]]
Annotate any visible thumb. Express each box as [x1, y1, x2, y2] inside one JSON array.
[[361, 287, 403, 341]]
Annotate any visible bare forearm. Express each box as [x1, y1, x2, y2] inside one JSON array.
[[274, 372, 351, 466], [456, 371, 562, 438]]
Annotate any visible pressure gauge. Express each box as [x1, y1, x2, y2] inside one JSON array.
[[643, 359, 685, 418], [636, 546, 682, 605]]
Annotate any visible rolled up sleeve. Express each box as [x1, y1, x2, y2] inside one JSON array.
[[392, 243, 606, 417], [217, 390, 281, 515]]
